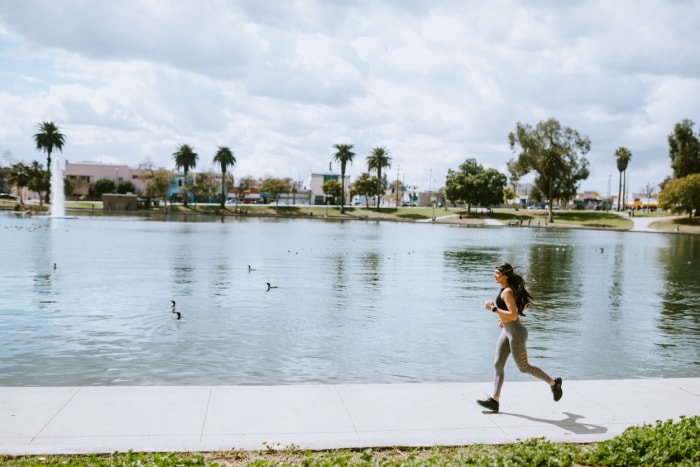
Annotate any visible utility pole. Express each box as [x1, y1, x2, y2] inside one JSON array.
[[428, 168, 432, 209], [395, 165, 400, 208]]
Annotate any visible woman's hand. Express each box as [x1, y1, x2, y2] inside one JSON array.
[[484, 300, 495, 311], [498, 319, 504, 328]]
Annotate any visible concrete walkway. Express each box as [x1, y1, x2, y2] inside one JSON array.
[[1, 378, 699, 455]]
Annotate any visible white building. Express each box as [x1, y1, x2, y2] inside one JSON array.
[[307, 172, 351, 205]]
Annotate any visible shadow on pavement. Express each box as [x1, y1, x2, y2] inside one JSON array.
[[499, 411, 608, 435]]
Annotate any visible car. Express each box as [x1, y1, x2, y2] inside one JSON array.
[[225, 199, 243, 205], [0, 194, 17, 201]]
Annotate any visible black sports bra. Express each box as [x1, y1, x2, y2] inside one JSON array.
[[495, 287, 508, 310]]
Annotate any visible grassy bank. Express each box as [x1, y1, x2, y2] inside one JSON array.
[[2, 416, 698, 466], [4, 199, 698, 233]]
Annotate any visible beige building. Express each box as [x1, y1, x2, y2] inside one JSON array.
[[102, 194, 139, 211], [64, 161, 146, 199]]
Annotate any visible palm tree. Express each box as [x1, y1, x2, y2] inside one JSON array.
[[33, 121, 66, 170], [213, 146, 237, 209], [9, 162, 30, 204], [332, 143, 355, 214], [33, 121, 66, 202], [614, 147, 632, 211], [367, 146, 391, 210], [173, 144, 199, 208]]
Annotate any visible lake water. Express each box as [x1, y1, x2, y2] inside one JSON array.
[[1, 212, 699, 386]]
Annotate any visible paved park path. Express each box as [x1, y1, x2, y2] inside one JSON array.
[[1, 378, 699, 455]]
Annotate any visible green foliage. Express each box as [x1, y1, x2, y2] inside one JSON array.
[[213, 146, 237, 208], [27, 161, 50, 204], [578, 416, 700, 466], [33, 121, 66, 170], [332, 143, 355, 213], [237, 176, 258, 206], [142, 168, 174, 201], [2, 450, 207, 466], [658, 173, 700, 219], [3, 417, 699, 466], [260, 176, 293, 203], [173, 144, 199, 207], [508, 118, 591, 220], [117, 180, 136, 194], [614, 146, 632, 211], [322, 179, 341, 200], [192, 172, 218, 200], [366, 146, 391, 209], [89, 178, 116, 199], [668, 119, 700, 179], [9, 162, 31, 203], [469, 438, 577, 466], [445, 158, 507, 210], [349, 172, 379, 207]]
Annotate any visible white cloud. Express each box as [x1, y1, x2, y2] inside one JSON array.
[[0, 0, 699, 193]]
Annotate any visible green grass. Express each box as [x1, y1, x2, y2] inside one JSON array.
[[11, 202, 694, 233], [2, 416, 698, 466]]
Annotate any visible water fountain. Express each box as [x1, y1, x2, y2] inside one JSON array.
[[50, 157, 65, 217]]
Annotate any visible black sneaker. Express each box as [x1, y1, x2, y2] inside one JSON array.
[[551, 377, 563, 401], [477, 397, 499, 412]]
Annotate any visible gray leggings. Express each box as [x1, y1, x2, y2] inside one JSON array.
[[493, 319, 552, 398]]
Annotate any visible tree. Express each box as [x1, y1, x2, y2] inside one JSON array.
[[89, 178, 116, 200], [668, 119, 700, 179], [213, 146, 237, 209], [142, 168, 174, 206], [332, 143, 355, 214], [9, 162, 30, 204], [33, 121, 66, 202], [367, 146, 391, 209], [507, 158, 528, 208], [445, 158, 507, 211], [260, 176, 292, 208], [0, 165, 10, 196], [658, 173, 700, 222], [508, 118, 591, 222], [477, 169, 509, 208], [117, 180, 136, 194], [236, 175, 257, 205], [172, 144, 198, 208], [349, 172, 379, 208], [322, 179, 341, 205], [643, 182, 656, 209], [614, 147, 632, 211], [191, 172, 217, 209], [27, 161, 50, 205], [33, 121, 66, 170]]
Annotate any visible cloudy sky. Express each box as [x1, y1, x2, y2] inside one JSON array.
[[1, 0, 699, 195]]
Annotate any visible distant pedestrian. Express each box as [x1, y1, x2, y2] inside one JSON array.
[[477, 263, 563, 413]]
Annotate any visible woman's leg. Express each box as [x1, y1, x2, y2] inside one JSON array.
[[508, 321, 553, 384], [493, 329, 511, 399]]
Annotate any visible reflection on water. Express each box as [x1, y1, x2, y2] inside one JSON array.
[[1, 212, 698, 386]]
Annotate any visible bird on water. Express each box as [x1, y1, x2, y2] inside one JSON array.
[[171, 300, 181, 320]]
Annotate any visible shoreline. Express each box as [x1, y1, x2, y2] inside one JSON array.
[[2, 201, 697, 234]]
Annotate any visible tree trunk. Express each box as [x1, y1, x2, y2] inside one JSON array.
[[548, 177, 554, 223]]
